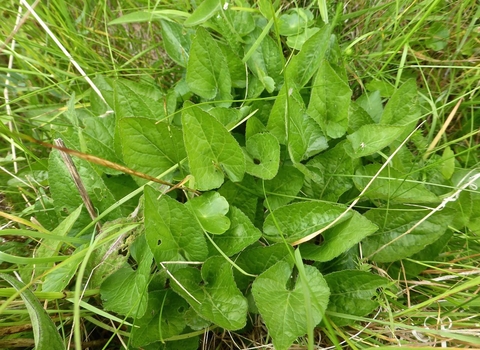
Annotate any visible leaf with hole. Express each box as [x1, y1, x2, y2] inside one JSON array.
[[244, 132, 280, 180]]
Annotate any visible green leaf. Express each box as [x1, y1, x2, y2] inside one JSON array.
[[118, 118, 186, 185], [267, 85, 328, 159], [300, 210, 378, 262], [441, 146, 455, 180], [344, 124, 405, 158], [114, 79, 165, 120], [245, 117, 267, 139], [218, 177, 260, 223], [287, 86, 329, 161], [43, 252, 83, 292], [218, 43, 247, 88], [366, 80, 395, 97], [184, 0, 221, 27], [263, 202, 351, 244], [210, 10, 243, 53], [278, 8, 313, 36], [186, 28, 232, 105], [100, 234, 153, 318], [380, 79, 420, 126], [130, 291, 189, 347], [324, 270, 389, 326], [182, 104, 245, 190], [286, 27, 320, 50], [160, 20, 192, 67], [354, 164, 440, 204], [185, 192, 230, 234], [225, 7, 255, 37], [0, 273, 65, 350], [356, 90, 383, 123], [108, 11, 154, 25], [144, 186, 208, 263], [426, 22, 450, 51], [245, 28, 284, 92], [207, 106, 242, 129], [234, 244, 293, 288], [48, 149, 122, 226], [388, 230, 453, 279], [211, 206, 262, 256], [35, 205, 82, 284], [252, 261, 330, 350], [266, 85, 294, 144], [348, 101, 375, 132], [285, 24, 332, 88], [307, 60, 352, 138], [244, 132, 280, 180], [170, 256, 248, 330], [83, 115, 123, 175], [362, 207, 454, 262], [303, 141, 355, 202], [263, 164, 304, 211]]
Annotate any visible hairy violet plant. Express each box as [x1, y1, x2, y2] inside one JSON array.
[[2, 1, 479, 349]]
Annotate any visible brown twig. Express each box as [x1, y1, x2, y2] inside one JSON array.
[[10, 131, 198, 193], [54, 139, 101, 231]]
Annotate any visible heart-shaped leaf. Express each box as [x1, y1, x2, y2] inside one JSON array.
[[244, 132, 280, 180], [252, 261, 330, 350], [186, 192, 230, 234]]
